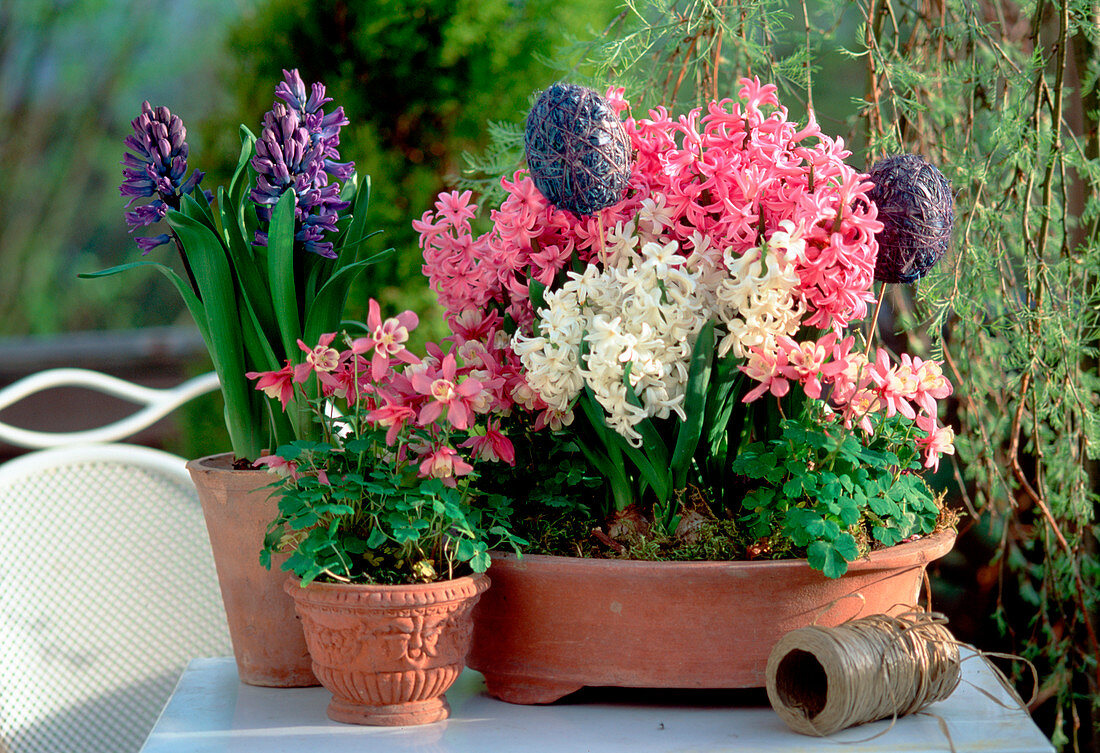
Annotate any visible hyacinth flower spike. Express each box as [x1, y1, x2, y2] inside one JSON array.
[[275, 69, 355, 180], [121, 102, 206, 232], [89, 68, 393, 462], [120, 101, 207, 290], [250, 69, 353, 259]]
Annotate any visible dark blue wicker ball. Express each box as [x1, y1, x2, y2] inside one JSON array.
[[524, 83, 632, 217], [867, 154, 954, 284]]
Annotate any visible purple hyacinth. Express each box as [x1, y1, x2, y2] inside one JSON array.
[[250, 69, 354, 259], [120, 101, 205, 254]]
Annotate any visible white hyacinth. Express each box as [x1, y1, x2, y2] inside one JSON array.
[[514, 237, 709, 446], [714, 220, 805, 358], [512, 216, 807, 446]]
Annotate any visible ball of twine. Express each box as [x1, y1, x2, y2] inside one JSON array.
[[765, 612, 962, 737], [867, 154, 954, 284], [524, 82, 632, 217]]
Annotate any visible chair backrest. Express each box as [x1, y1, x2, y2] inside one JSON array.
[[0, 369, 220, 450], [0, 415, 231, 751]]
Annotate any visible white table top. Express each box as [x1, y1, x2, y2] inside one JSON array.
[[140, 654, 1053, 753]]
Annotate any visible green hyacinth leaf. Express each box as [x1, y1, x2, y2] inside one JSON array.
[[228, 126, 257, 205], [218, 186, 278, 337], [266, 190, 301, 362], [671, 320, 714, 487], [181, 188, 219, 234], [335, 173, 373, 270], [166, 209, 258, 459]]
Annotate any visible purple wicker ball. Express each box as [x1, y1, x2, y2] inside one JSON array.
[[867, 154, 954, 284], [524, 83, 632, 217]]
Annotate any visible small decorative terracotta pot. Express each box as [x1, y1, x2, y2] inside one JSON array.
[[285, 573, 490, 726]]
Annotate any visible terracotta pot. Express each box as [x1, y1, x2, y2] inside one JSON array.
[[469, 530, 955, 703], [286, 572, 490, 726], [187, 452, 317, 687]]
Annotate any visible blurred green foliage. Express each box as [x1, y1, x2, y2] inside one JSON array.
[[0, 0, 252, 336]]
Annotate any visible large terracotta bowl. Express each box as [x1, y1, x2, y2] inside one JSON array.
[[468, 531, 955, 703]]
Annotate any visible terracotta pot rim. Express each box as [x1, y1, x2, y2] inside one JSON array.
[[286, 572, 490, 610], [186, 452, 276, 495], [188, 451, 263, 472], [285, 571, 490, 595], [490, 529, 956, 573]]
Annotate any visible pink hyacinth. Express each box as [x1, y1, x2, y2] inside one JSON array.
[[418, 76, 885, 426]]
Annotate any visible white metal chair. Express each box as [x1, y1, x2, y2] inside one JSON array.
[[0, 369, 231, 753]]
